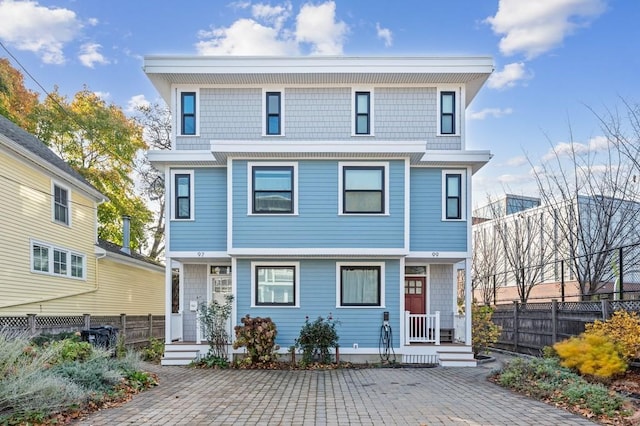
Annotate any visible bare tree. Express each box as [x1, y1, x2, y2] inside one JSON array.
[[133, 102, 171, 261], [471, 221, 503, 305], [530, 117, 640, 299]]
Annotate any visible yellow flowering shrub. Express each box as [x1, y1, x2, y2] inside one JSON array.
[[585, 310, 640, 360], [554, 333, 627, 378]]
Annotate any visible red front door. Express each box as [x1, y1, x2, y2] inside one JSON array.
[[405, 277, 426, 315]]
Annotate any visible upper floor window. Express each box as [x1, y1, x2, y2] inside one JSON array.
[[266, 92, 281, 135], [31, 240, 85, 280], [340, 163, 388, 214], [442, 170, 466, 220], [337, 263, 384, 307], [53, 183, 69, 225], [354, 91, 371, 135], [440, 91, 456, 135], [252, 166, 294, 214], [180, 92, 196, 135], [171, 170, 194, 220]]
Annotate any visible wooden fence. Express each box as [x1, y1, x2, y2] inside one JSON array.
[[491, 300, 640, 355], [0, 314, 164, 348]]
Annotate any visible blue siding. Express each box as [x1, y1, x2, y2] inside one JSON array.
[[170, 168, 227, 251], [233, 160, 405, 248], [409, 168, 467, 252], [236, 259, 401, 349]]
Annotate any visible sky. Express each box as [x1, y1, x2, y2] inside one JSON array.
[[0, 0, 638, 206]]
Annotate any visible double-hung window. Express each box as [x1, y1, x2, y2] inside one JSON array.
[[180, 92, 196, 135], [442, 170, 465, 220], [53, 184, 69, 225], [171, 170, 194, 220], [266, 92, 281, 135], [253, 263, 298, 306], [252, 165, 294, 214], [338, 264, 383, 307], [31, 240, 85, 279], [440, 91, 456, 135], [354, 91, 371, 135], [341, 164, 385, 214]]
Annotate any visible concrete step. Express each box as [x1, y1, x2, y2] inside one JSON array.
[[439, 358, 477, 367], [161, 357, 195, 366]]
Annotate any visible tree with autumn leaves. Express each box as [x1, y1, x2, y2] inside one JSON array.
[[0, 58, 154, 256]]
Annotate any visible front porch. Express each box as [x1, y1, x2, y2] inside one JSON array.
[[163, 310, 474, 367]]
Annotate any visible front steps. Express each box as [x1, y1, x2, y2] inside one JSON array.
[[161, 344, 204, 366], [437, 346, 477, 367]]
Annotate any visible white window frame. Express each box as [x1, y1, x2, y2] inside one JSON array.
[[250, 261, 300, 308], [351, 88, 374, 136], [177, 88, 200, 137], [436, 87, 460, 136], [51, 181, 71, 227], [441, 169, 466, 221], [247, 161, 298, 216], [338, 161, 389, 215], [30, 239, 86, 280], [262, 88, 285, 136], [170, 170, 195, 221], [336, 261, 385, 308]]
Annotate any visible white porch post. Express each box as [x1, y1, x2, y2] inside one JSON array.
[[464, 258, 472, 346], [164, 256, 172, 345]]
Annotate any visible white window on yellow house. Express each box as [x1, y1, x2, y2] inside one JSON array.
[[53, 183, 70, 225], [31, 240, 85, 280]]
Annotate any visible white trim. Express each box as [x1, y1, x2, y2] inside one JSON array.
[[228, 248, 406, 257], [441, 169, 467, 221], [176, 87, 200, 137], [336, 261, 386, 308], [262, 88, 285, 137], [351, 87, 374, 136], [250, 261, 300, 308], [247, 161, 298, 215], [464, 257, 472, 346], [101, 250, 164, 273], [51, 180, 72, 227], [404, 158, 410, 251], [227, 158, 233, 251], [30, 239, 86, 280], [164, 256, 173, 344], [399, 256, 406, 345], [407, 251, 469, 260], [167, 251, 230, 259], [170, 169, 195, 221], [231, 257, 238, 342], [459, 86, 467, 149], [338, 161, 389, 215], [436, 86, 461, 136]]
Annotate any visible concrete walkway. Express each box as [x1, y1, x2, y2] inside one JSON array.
[[76, 356, 595, 425]]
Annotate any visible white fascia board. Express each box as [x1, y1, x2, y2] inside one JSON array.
[[419, 150, 493, 174], [101, 251, 165, 273], [212, 139, 426, 154], [167, 251, 230, 259], [228, 248, 408, 257], [147, 150, 216, 170], [407, 251, 470, 262]]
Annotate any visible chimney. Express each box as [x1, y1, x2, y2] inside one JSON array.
[[121, 215, 131, 255]]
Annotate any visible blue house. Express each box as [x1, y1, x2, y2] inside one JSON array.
[[145, 56, 493, 366]]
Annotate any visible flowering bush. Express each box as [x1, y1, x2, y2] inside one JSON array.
[[233, 315, 279, 365]]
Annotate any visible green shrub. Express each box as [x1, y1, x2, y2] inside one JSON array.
[[51, 357, 123, 394], [554, 333, 627, 378], [50, 339, 93, 364], [123, 370, 157, 391], [295, 315, 339, 365], [562, 381, 626, 417], [141, 337, 165, 363], [233, 315, 279, 365], [471, 304, 501, 356], [585, 310, 640, 360], [196, 352, 229, 368], [31, 331, 81, 346], [199, 294, 234, 359]]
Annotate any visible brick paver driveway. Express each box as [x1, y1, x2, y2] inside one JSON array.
[[77, 357, 594, 425]]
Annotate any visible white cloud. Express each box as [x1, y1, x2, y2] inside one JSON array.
[[376, 23, 392, 47], [87, 17, 99, 26], [469, 107, 513, 120], [196, 1, 347, 56], [542, 135, 610, 162], [93, 91, 111, 101], [485, 0, 606, 59], [506, 156, 527, 167], [0, 0, 82, 64], [196, 18, 297, 55], [295, 1, 347, 55], [487, 62, 531, 89], [78, 42, 109, 68], [229, 1, 251, 10], [126, 94, 151, 113]]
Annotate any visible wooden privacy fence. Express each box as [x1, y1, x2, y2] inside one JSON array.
[[491, 300, 640, 355], [0, 314, 165, 348]]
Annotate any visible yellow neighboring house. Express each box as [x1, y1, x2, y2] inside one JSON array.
[[0, 115, 164, 316]]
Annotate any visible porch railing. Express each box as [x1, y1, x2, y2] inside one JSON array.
[[405, 311, 440, 344], [170, 313, 183, 341]]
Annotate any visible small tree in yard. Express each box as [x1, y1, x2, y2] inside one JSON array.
[[472, 304, 501, 357], [198, 295, 234, 361], [295, 315, 339, 365]]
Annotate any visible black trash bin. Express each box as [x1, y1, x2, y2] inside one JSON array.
[[81, 326, 119, 351]]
